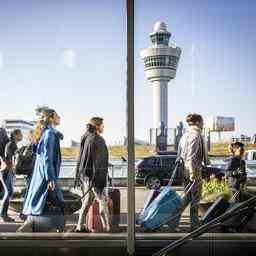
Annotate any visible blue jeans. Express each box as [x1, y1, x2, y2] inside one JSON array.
[[0, 171, 14, 217]]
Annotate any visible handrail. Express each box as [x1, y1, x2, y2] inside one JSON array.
[[152, 194, 256, 256]]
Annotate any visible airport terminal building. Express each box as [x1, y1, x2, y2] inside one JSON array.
[[1, 119, 35, 144]]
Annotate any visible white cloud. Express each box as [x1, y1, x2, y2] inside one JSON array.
[[62, 48, 76, 68]]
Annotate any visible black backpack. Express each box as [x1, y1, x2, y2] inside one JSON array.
[[14, 145, 35, 175], [0, 128, 9, 159]]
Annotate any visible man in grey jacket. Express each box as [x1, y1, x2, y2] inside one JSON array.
[[177, 113, 206, 231]]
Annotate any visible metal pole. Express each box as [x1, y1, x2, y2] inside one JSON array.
[[126, 0, 135, 255]]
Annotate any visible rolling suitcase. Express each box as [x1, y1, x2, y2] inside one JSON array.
[[108, 188, 121, 227], [202, 197, 230, 225], [137, 189, 160, 225], [202, 191, 241, 225], [86, 197, 113, 233], [108, 165, 121, 228], [18, 190, 65, 232], [138, 181, 195, 231], [86, 168, 121, 232], [220, 192, 256, 232]]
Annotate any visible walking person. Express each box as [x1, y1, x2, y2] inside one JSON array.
[[0, 129, 23, 222], [172, 113, 206, 232], [225, 142, 247, 202], [16, 131, 37, 189], [74, 117, 110, 232], [0, 127, 9, 166], [16, 130, 38, 221], [18, 109, 64, 232]]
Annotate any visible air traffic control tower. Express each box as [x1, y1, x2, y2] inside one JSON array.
[[141, 22, 181, 147]]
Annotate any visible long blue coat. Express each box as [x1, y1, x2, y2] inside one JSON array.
[[22, 126, 64, 216]]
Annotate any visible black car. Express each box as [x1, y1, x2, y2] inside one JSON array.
[[135, 154, 224, 189]]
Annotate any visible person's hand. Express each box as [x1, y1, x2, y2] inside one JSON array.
[[0, 160, 7, 172], [189, 172, 195, 182], [47, 181, 55, 191]]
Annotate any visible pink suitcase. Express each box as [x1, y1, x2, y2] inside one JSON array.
[[86, 198, 113, 233]]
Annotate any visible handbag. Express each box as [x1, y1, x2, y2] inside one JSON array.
[[44, 190, 64, 215], [63, 193, 83, 216]]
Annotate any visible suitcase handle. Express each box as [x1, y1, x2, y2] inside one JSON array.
[[183, 180, 196, 196], [106, 163, 114, 196], [229, 191, 240, 203]]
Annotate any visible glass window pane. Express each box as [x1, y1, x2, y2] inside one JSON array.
[[0, 0, 126, 241], [135, 1, 256, 246]]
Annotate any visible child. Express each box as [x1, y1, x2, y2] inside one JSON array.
[[225, 142, 247, 202]]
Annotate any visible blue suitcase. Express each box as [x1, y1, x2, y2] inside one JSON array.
[[137, 189, 161, 225], [138, 181, 195, 231]]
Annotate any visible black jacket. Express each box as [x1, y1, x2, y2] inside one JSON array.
[[75, 130, 109, 190], [225, 156, 246, 190], [5, 139, 18, 163]]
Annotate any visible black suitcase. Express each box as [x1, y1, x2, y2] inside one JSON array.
[[108, 170, 121, 228], [220, 192, 256, 232], [108, 188, 121, 227], [202, 196, 230, 225]]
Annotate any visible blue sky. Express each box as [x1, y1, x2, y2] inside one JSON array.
[[0, 0, 255, 145]]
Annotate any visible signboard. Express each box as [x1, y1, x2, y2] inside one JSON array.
[[206, 116, 235, 132]]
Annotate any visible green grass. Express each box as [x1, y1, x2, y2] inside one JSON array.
[[209, 143, 256, 156], [61, 143, 256, 159]]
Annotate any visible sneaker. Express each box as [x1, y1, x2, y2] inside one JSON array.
[[19, 213, 27, 221], [70, 226, 91, 233], [0, 216, 15, 222], [16, 220, 33, 232]]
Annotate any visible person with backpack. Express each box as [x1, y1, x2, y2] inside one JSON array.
[[15, 131, 37, 180], [0, 129, 23, 222], [0, 127, 9, 166], [15, 130, 38, 221], [74, 117, 110, 232], [225, 142, 247, 202]]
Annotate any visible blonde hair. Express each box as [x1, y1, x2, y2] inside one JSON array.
[[33, 109, 56, 142], [33, 119, 44, 143]]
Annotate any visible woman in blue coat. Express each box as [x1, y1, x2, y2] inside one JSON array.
[[18, 109, 64, 232]]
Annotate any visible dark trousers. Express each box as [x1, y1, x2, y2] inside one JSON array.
[[0, 171, 14, 217], [167, 177, 202, 232], [183, 177, 202, 230]]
